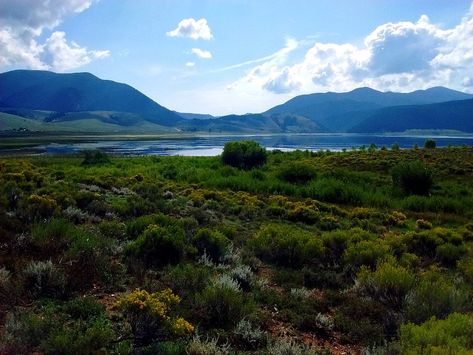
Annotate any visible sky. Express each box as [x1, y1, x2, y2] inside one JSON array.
[[1, 0, 473, 115]]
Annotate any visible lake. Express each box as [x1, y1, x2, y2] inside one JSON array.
[[4, 133, 473, 156]]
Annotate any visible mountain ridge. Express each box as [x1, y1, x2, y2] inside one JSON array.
[[1, 69, 472, 134]]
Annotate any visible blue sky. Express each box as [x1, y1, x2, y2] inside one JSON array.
[[1, 0, 472, 115]]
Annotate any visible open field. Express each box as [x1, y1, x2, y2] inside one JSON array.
[[1, 146, 473, 353]]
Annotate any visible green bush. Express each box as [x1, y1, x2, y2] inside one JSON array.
[[196, 275, 255, 329], [31, 218, 76, 254], [343, 239, 390, 270], [436, 242, 467, 266], [221, 141, 267, 170], [424, 139, 437, 149], [81, 150, 111, 165], [250, 223, 324, 268], [356, 261, 415, 311], [163, 263, 211, 298], [1, 300, 115, 354], [391, 161, 433, 196], [23, 260, 65, 299], [63, 227, 110, 291], [278, 162, 316, 184], [400, 313, 472, 354], [309, 178, 363, 204], [23, 194, 58, 221], [126, 224, 187, 267], [405, 269, 471, 324], [334, 297, 388, 345], [192, 228, 230, 263]]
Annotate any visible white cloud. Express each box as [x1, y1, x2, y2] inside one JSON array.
[[43, 31, 110, 71], [191, 48, 212, 59], [185, 62, 195, 67], [167, 18, 213, 40], [230, 4, 473, 97], [0, 0, 109, 71]]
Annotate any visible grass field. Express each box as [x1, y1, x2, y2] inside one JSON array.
[[1, 144, 473, 353]]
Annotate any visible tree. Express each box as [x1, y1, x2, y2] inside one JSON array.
[[221, 141, 267, 169], [424, 139, 436, 149]]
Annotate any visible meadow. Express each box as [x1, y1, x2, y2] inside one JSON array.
[[1, 142, 473, 354]]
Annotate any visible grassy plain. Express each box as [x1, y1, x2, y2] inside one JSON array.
[[1, 146, 473, 353]]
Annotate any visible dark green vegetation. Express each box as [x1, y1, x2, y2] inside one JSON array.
[[2, 70, 473, 134], [2, 144, 473, 353], [222, 141, 268, 169]]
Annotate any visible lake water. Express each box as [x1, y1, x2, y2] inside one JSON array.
[[11, 133, 473, 156]]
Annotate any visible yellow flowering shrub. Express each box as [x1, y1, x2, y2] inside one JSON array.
[[115, 288, 194, 339]]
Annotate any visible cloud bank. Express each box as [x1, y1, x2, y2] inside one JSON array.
[[230, 5, 473, 96], [0, 0, 109, 71], [167, 18, 213, 40]]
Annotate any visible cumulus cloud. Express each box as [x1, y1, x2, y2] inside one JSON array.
[[191, 48, 212, 59], [230, 4, 473, 95], [0, 0, 109, 71], [43, 32, 110, 71], [167, 18, 213, 40], [263, 67, 301, 93]]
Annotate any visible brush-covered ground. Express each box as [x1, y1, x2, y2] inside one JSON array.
[[1, 144, 473, 354]]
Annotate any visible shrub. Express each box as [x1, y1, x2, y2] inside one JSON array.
[[334, 297, 389, 345], [41, 316, 114, 354], [99, 220, 127, 240], [24, 194, 58, 221], [405, 269, 471, 324], [126, 224, 187, 267], [343, 240, 390, 270], [400, 313, 472, 354], [233, 319, 267, 350], [356, 261, 415, 311], [192, 229, 230, 263], [287, 204, 320, 224], [23, 260, 65, 299], [115, 288, 194, 343], [221, 141, 267, 170], [196, 276, 254, 329], [250, 224, 324, 268], [278, 162, 316, 184], [0, 267, 13, 304], [415, 218, 432, 230], [436, 242, 467, 266], [62, 206, 89, 224], [187, 335, 230, 355], [228, 264, 253, 291], [31, 218, 76, 254], [391, 161, 433, 196], [309, 178, 363, 204], [267, 338, 317, 355], [163, 263, 211, 298], [81, 150, 111, 165], [63, 228, 110, 291], [424, 139, 437, 149], [1, 300, 115, 354]]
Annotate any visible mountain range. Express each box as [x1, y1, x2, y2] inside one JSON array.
[[1, 70, 472, 134]]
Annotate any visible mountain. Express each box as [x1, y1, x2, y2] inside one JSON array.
[[266, 87, 473, 131], [178, 113, 327, 133], [0, 70, 182, 127], [349, 99, 473, 133], [176, 112, 217, 120], [1, 69, 472, 134]]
